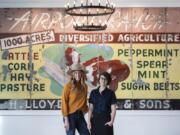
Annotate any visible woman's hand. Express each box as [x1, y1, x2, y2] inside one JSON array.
[[105, 121, 113, 127], [64, 118, 70, 131]]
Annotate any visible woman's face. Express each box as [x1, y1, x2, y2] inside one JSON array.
[[99, 75, 108, 87], [73, 70, 82, 81]]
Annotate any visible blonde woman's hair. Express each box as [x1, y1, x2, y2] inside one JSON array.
[[69, 71, 86, 91]]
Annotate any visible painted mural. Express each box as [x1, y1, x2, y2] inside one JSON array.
[[0, 8, 180, 110]]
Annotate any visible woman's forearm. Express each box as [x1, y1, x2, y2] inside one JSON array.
[[88, 104, 93, 122], [110, 104, 116, 123]]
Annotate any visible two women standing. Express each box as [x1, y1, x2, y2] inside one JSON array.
[[61, 63, 117, 135]]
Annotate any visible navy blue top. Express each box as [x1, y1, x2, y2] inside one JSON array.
[[89, 87, 117, 114]]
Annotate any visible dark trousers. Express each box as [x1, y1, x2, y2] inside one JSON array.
[[91, 113, 113, 135], [64, 111, 90, 135]]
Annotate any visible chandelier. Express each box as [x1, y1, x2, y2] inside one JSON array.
[[65, 0, 115, 31]]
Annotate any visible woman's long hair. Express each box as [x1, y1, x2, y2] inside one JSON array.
[[69, 71, 87, 91]]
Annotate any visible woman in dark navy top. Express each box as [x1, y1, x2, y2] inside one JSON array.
[[88, 72, 117, 135]]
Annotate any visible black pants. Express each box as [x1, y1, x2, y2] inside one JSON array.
[[91, 113, 113, 135]]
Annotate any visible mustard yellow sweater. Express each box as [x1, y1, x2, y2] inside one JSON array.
[[61, 82, 88, 116]]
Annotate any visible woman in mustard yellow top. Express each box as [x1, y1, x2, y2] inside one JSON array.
[[61, 63, 90, 135]]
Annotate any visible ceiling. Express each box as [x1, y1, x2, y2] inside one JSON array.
[[0, 0, 180, 7]]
